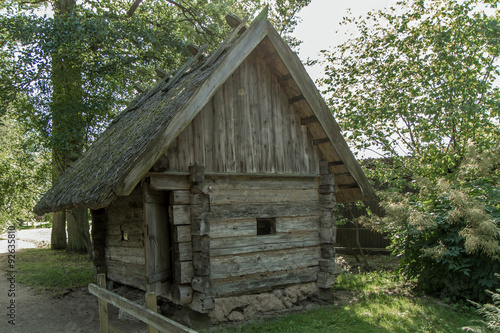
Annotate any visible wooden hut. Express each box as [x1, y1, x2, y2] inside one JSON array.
[[35, 9, 374, 322]]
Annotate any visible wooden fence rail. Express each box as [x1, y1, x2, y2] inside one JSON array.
[[88, 274, 197, 333]]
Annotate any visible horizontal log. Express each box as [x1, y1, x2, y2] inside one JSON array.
[[145, 194, 169, 204], [150, 175, 190, 190], [210, 246, 321, 279], [88, 283, 196, 333], [213, 266, 319, 297], [174, 225, 192, 243], [107, 259, 145, 277], [276, 216, 319, 232], [210, 232, 320, 257], [107, 223, 144, 237], [172, 283, 193, 305], [174, 261, 194, 284], [106, 210, 143, 225], [169, 190, 191, 205], [210, 218, 256, 238], [209, 202, 320, 221], [106, 246, 145, 265], [174, 242, 192, 261], [107, 269, 145, 291], [170, 205, 191, 225], [106, 235, 144, 249], [205, 174, 319, 190], [209, 188, 318, 206]]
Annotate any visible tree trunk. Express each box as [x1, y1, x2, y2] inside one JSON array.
[[50, 0, 90, 254], [67, 207, 92, 253], [51, 210, 66, 250]]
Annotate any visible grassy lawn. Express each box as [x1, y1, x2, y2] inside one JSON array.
[[6, 247, 485, 332], [13, 248, 94, 293], [213, 256, 483, 333]]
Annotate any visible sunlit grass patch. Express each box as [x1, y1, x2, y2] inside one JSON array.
[[14, 248, 93, 292], [212, 271, 480, 333], [334, 270, 409, 295]]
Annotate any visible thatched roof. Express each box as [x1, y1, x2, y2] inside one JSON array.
[[34, 9, 374, 215]]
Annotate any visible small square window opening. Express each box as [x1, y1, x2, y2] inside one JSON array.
[[257, 218, 276, 235]]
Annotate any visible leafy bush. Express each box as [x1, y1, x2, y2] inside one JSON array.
[[361, 145, 500, 302], [464, 275, 500, 332]]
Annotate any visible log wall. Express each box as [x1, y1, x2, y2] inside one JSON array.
[[105, 186, 146, 290], [163, 50, 321, 175], [206, 174, 322, 297]]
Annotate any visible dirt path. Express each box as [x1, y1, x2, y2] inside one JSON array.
[[0, 229, 148, 333]]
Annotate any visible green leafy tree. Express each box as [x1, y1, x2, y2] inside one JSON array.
[[321, 0, 500, 178], [0, 0, 311, 251], [0, 108, 51, 230], [321, 0, 500, 302]]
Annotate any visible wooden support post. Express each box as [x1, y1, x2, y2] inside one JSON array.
[[188, 165, 215, 312], [317, 161, 336, 290], [88, 283, 197, 333], [97, 274, 109, 333], [146, 293, 159, 333], [91, 209, 107, 275]]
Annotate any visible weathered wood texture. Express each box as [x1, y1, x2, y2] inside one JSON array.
[[105, 186, 146, 290], [89, 278, 197, 333], [91, 209, 107, 274], [317, 161, 336, 289], [163, 51, 321, 175], [144, 184, 171, 294], [206, 175, 322, 297]]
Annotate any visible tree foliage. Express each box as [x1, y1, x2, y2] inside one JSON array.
[[0, 108, 51, 229], [0, 0, 311, 242], [322, 0, 500, 302], [321, 0, 500, 177], [0, 0, 311, 154]]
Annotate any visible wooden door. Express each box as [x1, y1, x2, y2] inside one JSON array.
[[143, 183, 172, 294]]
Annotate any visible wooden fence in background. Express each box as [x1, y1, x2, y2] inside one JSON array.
[[336, 200, 390, 253]]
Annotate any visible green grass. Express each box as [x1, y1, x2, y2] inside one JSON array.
[[213, 271, 482, 333], [13, 248, 94, 292]]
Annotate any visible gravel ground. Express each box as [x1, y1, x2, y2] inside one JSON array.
[[0, 228, 148, 333]]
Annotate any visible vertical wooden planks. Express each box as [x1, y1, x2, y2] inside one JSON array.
[[223, 71, 237, 172], [157, 51, 323, 176], [144, 184, 170, 294], [212, 89, 226, 172]]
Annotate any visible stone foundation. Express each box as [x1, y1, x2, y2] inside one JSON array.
[[209, 283, 321, 324]]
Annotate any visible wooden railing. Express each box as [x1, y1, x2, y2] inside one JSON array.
[[88, 274, 197, 333]]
